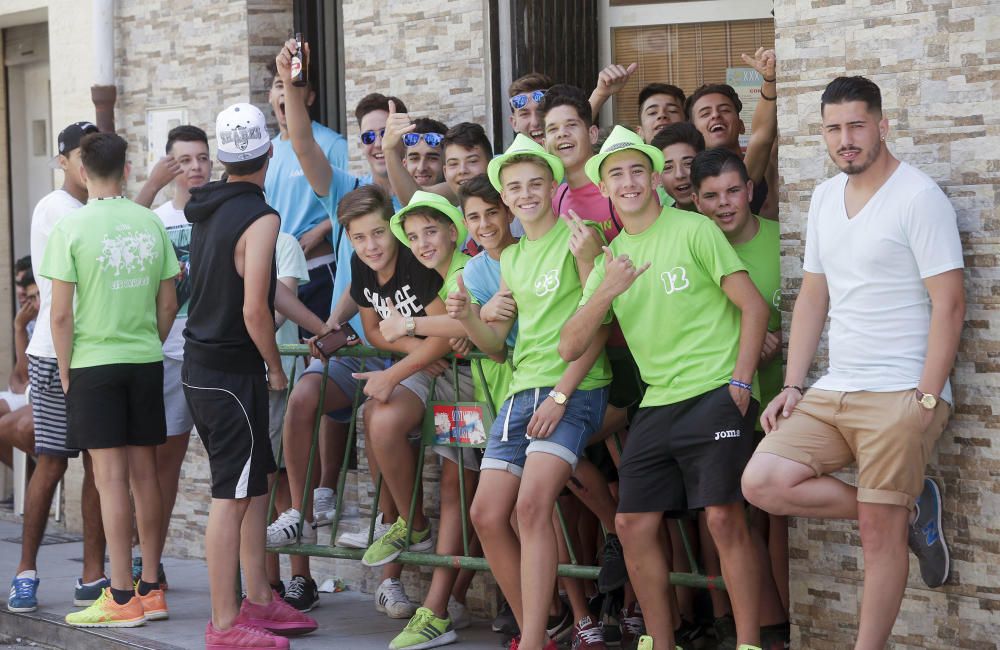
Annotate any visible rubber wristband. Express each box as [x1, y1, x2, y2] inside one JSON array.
[[782, 384, 804, 395], [730, 378, 752, 391], [763, 76, 776, 83], [760, 90, 777, 101]]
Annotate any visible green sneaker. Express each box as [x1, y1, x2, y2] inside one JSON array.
[[362, 517, 432, 567], [636, 635, 683, 650], [389, 607, 456, 649], [737, 646, 762, 650]]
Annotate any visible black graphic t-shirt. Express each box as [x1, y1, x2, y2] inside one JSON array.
[[350, 247, 443, 324]]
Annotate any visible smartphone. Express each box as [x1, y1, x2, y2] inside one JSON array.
[[314, 323, 359, 358]]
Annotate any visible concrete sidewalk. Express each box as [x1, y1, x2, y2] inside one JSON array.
[[0, 516, 505, 649]]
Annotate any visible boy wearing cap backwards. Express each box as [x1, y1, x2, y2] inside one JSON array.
[[560, 126, 770, 650], [183, 102, 317, 648], [44, 132, 178, 628], [8, 121, 109, 616], [446, 134, 610, 650]]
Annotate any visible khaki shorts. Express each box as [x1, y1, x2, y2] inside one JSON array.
[[755, 389, 949, 509]]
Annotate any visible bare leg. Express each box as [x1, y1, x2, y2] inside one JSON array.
[[768, 514, 789, 612], [17, 454, 68, 573], [420, 460, 476, 617], [450, 534, 482, 603], [207, 497, 251, 629], [154, 433, 189, 553], [266, 471, 291, 585], [366, 438, 404, 583], [704, 503, 761, 648], [128, 445, 163, 586], [87, 447, 133, 591], [242, 492, 276, 605], [742, 453, 858, 520], [318, 418, 347, 490], [698, 512, 731, 617], [364, 388, 427, 532], [616, 511, 675, 649], [855, 503, 909, 650], [515, 453, 573, 650], [667, 520, 694, 623], [471, 470, 522, 629], [556, 496, 590, 623], [80, 452, 107, 583]]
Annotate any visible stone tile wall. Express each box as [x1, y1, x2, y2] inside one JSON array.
[[773, 0, 999, 646]]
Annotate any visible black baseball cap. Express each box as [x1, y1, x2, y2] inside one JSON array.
[[57, 121, 99, 156]]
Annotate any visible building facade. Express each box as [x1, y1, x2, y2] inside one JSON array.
[[0, 0, 994, 646]]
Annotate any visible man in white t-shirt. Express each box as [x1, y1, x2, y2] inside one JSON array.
[[742, 77, 965, 649], [7, 122, 108, 614], [135, 124, 213, 590]]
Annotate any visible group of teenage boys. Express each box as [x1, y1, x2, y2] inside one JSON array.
[[4, 32, 962, 650]]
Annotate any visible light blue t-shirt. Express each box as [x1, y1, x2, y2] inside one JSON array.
[[463, 250, 518, 348], [319, 173, 402, 343], [264, 121, 348, 241]]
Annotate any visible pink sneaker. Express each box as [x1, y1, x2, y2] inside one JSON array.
[[237, 591, 318, 636], [205, 621, 290, 649]]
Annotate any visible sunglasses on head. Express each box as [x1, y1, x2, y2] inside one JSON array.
[[509, 89, 546, 111], [403, 132, 444, 148], [360, 128, 385, 145]]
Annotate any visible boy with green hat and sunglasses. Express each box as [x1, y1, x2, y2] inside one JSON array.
[[446, 134, 611, 650], [560, 126, 771, 650]]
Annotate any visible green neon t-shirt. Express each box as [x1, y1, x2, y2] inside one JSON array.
[[40, 198, 180, 369], [438, 251, 471, 301], [580, 206, 750, 407], [501, 219, 611, 398], [732, 215, 781, 410]]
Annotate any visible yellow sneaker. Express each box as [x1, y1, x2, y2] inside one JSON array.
[[65, 587, 146, 627], [138, 587, 169, 621]]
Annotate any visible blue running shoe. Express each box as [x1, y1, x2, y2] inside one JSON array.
[[74, 576, 110, 607], [908, 477, 949, 588], [7, 575, 39, 613]]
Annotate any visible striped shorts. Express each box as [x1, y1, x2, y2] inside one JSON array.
[[28, 355, 79, 458]]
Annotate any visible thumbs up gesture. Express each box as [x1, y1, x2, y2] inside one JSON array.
[[446, 273, 473, 321], [378, 298, 408, 342]]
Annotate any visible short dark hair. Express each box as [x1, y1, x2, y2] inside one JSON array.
[[79, 132, 128, 180], [821, 76, 882, 115], [266, 59, 318, 91], [222, 154, 268, 177], [337, 184, 394, 230], [651, 122, 705, 154], [411, 117, 449, 137], [166, 125, 208, 155], [690, 147, 750, 191], [442, 122, 493, 158], [538, 85, 593, 125], [509, 72, 553, 97], [13, 256, 31, 276], [15, 271, 34, 289], [457, 174, 503, 212], [354, 93, 408, 126], [638, 83, 686, 116], [685, 84, 743, 120]]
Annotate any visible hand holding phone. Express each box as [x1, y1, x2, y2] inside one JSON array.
[[313, 323, 360, 359]]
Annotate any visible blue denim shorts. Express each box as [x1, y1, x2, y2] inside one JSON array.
[[481, 385, 609, 476]]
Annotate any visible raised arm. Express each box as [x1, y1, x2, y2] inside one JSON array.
[[134, 156, 182, 208], [588, 63, 638, 122], [741, 48, 777, 184], [276, 39, 332, 197]]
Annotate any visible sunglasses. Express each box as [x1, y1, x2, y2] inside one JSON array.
[[509, 89, 546, 111], [403, 132, 444, 148], [360, 128, 385, 145]]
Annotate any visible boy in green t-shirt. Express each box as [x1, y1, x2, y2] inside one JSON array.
[[691, 147, 791, 646], [43, 133, 180, 627], [561, 126, 771, 650], [447, 134, 611, 650]]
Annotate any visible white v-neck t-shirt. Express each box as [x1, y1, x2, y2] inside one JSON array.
[[802, 161, 963, 403]]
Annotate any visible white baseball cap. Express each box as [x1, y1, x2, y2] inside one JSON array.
[[215, 103, 270, 163]]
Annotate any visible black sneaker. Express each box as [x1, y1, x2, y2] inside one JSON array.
[[270, 580, 286, 600], [713, 614, 737, 650], [493, 599, 519, 635], [761, 621, 791, 650], [283, 574, 319, 612], [598, 534, 628, 593], [547, 602, 573, 641], [675, 618, 708, 649]]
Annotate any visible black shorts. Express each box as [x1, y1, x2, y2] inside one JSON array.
[[182, 359, 276, 499], [66, 362, 166, 450], [617, 384, 757, 515], [607, 347, 645, 421], [298, 261, 334, 339]]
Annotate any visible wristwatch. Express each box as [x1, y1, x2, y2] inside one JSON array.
[[548, 390, 568, 405], [915, 389, 937, 410], [405, 316, 416, 337]]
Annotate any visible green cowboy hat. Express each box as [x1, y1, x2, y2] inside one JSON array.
[[486, 133, 565, 191], [584, 125, 665, 185], [389, 190, 468, 247]]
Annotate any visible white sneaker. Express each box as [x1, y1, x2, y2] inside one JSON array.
[[374, 577, 417, 619], [266, 508, 317, 548], [448, 595, 470, 630], [313, 487, 337, 527], [336, 512, 391, 549]]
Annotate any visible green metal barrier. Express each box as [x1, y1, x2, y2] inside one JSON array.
[[266, 343, 725, 592]]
